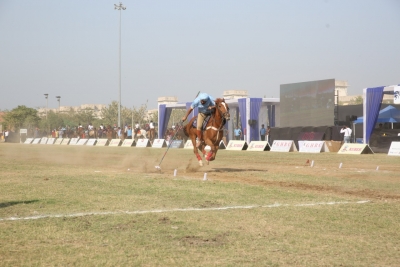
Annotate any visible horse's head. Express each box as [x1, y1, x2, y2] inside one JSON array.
[[215, 98, 230, 121]]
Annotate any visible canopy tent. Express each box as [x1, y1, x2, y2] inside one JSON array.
[[362, 85, 400, 144], [354, 105, 400, 124], [158, 97, 280, 143]]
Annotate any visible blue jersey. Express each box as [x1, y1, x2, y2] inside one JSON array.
[[234, 128, 241, 136], [191, 93, 216, 114]]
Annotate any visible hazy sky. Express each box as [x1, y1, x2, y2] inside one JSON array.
[[1, 0, 399, 111]]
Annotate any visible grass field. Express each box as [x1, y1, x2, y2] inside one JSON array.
[[1, 143, 399, 266]]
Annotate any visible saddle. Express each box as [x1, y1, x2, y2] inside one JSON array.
[[191, 116, 211, 131]]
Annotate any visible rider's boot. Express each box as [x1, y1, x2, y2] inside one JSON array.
[[196, 129, 203, 148]]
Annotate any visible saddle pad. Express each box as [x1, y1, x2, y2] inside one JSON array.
[[192, 116, 211, 130]]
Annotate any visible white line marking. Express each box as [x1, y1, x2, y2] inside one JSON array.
[[0, 200, 370, 222]]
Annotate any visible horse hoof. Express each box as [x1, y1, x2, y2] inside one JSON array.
[[198, 160, 203, 167]]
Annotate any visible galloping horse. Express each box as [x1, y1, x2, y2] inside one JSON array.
[[183, 98, 230, 166], [148, 128, 156, 143], [134, 129, 147, 141]]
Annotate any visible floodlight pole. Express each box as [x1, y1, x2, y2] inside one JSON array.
[[115, 2, 126, 128], [44, 94, 48, 119], [56, 96, 61, 112]]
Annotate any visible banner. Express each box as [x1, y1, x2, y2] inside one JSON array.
[[61, 138, 70, 145], [76, 139, 88, 145], [96, 139, 108, 146], [270, 140, 298, 152], [388, 141, 400, 156], [32, 138, 41, 144], [298, 141, 327, 153], [152, 139, 167, 148], [247, 141, 270, 151], [324, 141, 342, 152], [69, 138, 80, 145], [338, 144, 374, 154], [86, 139, 97, 146], [226, 140, 248, 150], [170, 140, 184, 148], [54, 138, 63, 145], [109, 139, 121, 146], [204, 141, 227, 150], [121, 139, 135, 147], [184, 140, 194, 149], [136, 139, 151, 147], [24, 138, 34, 144], [46, 138, 56, 145]]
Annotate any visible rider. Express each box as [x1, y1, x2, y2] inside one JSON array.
[[181, 92, 216, 147]]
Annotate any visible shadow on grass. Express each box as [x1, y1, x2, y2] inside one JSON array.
[[0, 200, 39, 209], [211, 168, 266, 172]]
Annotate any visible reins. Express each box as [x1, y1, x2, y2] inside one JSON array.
[[205, 101, 228, 145]]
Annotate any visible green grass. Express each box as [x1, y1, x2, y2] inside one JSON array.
[[0, 143, 399, 266]]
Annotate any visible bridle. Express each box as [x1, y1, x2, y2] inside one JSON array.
[[206, 100, 230, 144]]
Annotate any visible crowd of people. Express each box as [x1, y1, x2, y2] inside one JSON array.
[[2, 121, 158, 142]]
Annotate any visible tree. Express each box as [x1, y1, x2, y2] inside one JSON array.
[[101, 101, 151, 128], [76, 108, 96, 126], [169, 109, 186, 127], [46, 110, 64, 131], [131, 103, 149, 126], [350, 96, 363, 105], [3, 105, 41, 130], [101, 101, 119, 126]]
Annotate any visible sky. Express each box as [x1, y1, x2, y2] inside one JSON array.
[[0, 0, 399, 111]]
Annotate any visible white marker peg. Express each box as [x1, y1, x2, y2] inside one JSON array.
[[339, 163, 343, 169], [376, 166, 379, 171], [203, 173, 207, 181], [311, 160, 314, 167], [174, 169, 177, 176]]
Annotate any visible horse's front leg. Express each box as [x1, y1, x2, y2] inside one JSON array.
[[204, 142, 216, 163], [192, 137, 203, 166]]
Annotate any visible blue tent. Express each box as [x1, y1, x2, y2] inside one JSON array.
[[354, 105, 400, 124]]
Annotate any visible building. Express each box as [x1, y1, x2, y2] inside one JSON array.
[[37, 104, 106, 119]]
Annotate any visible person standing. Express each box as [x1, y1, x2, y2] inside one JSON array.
[[149, 120, 155, 141], [260, 124, 266, 141], [117, 127, 123, 139], [4, 129, 9, 142], [181, 92, 216, 147], [340, 125, 352, 143], [234, 126, 242, 140], [126, 126, 132, 139]]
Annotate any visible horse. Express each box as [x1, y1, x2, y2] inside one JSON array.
[[88, 128, 96, 139], [183, 98, 230, 166], [106, 125, 114, 141], [148, 128, 156, 143], [134, 129, 147, 141]]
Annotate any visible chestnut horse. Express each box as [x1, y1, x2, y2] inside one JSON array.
[[183, 98, 230, 166]]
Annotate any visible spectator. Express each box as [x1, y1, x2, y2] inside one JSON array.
[[340, 125, 352, 143], [260, 124, 266, 141], [117, 127, 122, 139], [4, 129, 9, 142], [234, 126, 242, 140], [127, 126, 132, 139]]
